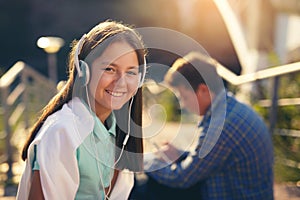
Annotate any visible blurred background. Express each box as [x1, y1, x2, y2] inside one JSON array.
[[0, 0, 243, 79], [0, 0, 300, 199]]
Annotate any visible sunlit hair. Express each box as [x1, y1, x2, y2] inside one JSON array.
[[22, 20, 146, 171], [164, 51, 223, 94]]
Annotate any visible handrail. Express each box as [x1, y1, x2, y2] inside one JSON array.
[[0, 61, 25, 88], [215, 61, 300, 85], [213, 0, 300, 84], [214, 0, 300, 174], [259, 98, 300, 107], [0, 61, 56, 191]]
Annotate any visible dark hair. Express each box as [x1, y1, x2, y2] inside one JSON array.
[[164, 52, 223, 94], [22, 20, 146, 171]]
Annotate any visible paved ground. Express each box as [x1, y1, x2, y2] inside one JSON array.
[[0, 183, 299, 199], [274, 183, 300, 200]]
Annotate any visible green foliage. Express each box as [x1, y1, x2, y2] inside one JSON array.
[[156, 89, 181, 122], [279, 73, 300, 98], [253, 70, 300, 183], [277, 106, 300, 129], [273, 135, 300, 182], [143, 86, 181, 122]]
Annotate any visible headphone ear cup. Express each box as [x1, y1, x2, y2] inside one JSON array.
[[79, 60, 90, 86], [138, 73, 143, 88], [138, 57, 146, 88]]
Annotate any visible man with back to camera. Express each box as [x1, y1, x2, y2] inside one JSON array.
[[144, 52, 274, 200]]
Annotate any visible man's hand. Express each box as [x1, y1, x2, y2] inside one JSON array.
[[155, 143, 181, 163]]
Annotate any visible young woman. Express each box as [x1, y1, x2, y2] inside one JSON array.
[[17, 20, 147, 200]]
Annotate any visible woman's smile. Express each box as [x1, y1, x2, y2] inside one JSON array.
[[105, 89, 126, 97]]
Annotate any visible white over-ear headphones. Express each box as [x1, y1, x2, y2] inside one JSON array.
[[74, 34, 90, 86], [74, 34, 147, 87]]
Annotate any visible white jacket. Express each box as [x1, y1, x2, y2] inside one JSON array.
[[16, 97, 134, 200]]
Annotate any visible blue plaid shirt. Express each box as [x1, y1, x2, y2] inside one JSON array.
[[147, 92, 274, 200]]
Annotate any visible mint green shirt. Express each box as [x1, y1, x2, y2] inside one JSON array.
[[75, 111, 116, 199], [33, 109, 116, 200]]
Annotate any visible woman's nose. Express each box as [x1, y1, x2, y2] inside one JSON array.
[[115, 73, 127, 87]]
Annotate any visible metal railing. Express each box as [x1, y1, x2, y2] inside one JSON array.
[[0, 61, 56, 189], [216, 60, 300, 170], [214, 0, 300, 172]]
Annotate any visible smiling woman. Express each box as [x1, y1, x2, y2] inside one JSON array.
[[16, 20, 147, 200]]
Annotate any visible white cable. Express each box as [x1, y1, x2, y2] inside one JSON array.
[[73, 109, 111, 199], [85, 85, 92, 112], [113, 95, 134, 166], [91, 133, 112, 200], [81, 85, 112, 199], [108, 95, 134, 197], [83, 85, 135, 199], [105, 96, 134, 197]]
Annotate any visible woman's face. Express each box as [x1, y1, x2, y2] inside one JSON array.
[[89, 41, 140, 115]]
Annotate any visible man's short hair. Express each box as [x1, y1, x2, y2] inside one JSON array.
[[164, 52, 224, 93]]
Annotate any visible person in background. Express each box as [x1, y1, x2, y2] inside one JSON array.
[[144, 52, 274, 200], [17, 20, 147, 200]]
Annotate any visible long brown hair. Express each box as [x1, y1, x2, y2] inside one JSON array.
[[21, 20, 146, 171]]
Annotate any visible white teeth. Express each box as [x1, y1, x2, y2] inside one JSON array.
[[106, 90, 124, 97]]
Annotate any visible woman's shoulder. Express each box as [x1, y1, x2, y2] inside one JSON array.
[[34, 98, 94, 146]]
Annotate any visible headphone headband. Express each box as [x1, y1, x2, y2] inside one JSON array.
[[74, 34, 87, 78]]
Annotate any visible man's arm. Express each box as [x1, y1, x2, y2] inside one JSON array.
[[146, 129, 233, 188]]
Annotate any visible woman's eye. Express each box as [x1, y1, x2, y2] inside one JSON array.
[[103, 67, 115, 73], [127, 70, 138, 75]]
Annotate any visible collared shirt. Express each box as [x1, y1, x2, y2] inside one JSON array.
[[75, 109, 116, 199], [32, 99, 117, 200], [17, 97, 134, 200], [147, 92, 274, 200]]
